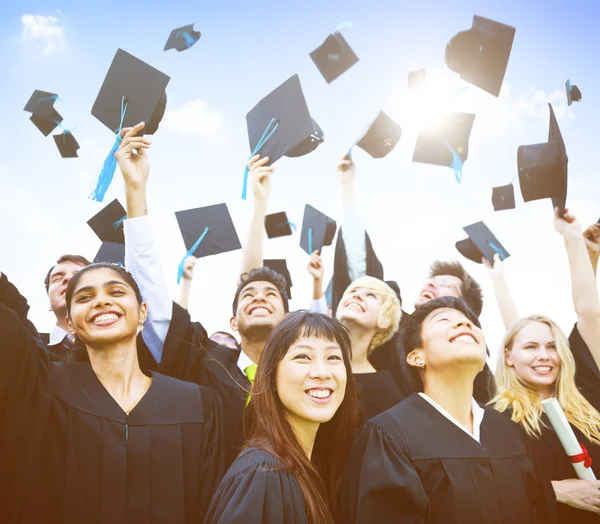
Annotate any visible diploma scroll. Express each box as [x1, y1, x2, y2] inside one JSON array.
[[541, 398, 596, 481]]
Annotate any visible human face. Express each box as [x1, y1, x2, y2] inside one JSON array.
[[337, 286, 384, 330], [414, 275, 462, 308], [232, 281, 286, 337], [505, 321, 561, 399], [48, 261, 86, 318], [210, 332, 239, 350], [67, 268, 146, 347], [276, 336, 347, 427], [411, 307, 486, 371]]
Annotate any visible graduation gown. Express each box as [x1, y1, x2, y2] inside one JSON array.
[[340, 394, 558, 524], [354, 369, 404, 422], [0, 274, 225, 523], [204, 447, 308, 524]]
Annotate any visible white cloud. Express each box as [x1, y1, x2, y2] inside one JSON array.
[[162, 99, 225, 136], [20, 14, 65, 55]]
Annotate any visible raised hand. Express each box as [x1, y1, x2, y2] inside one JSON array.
[[335, 154, 356, 186], [553, 207, 582, 237], [248, 154, 273, 202], [115, 122, 151, 189], [307, 250, 324, 282], [583, 222, 600, 254], [182, 256, 197, 281], [483, 253, 505, 280]]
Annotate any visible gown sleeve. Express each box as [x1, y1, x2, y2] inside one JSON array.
[[203, 452, 308, 524], [339, 415, 429, 523], [568, 323, 600, 411]]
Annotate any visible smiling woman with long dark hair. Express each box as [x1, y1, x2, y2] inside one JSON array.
[[0, 263, 224, 523], [204, 311, 358, 524]]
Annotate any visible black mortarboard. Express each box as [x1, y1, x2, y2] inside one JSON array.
[[456, 221, 510, 264], [164, 23, 201, 52], [265, 212, 295, 239], [491, 184, 516, 211], [175, 203, 242, 259], [91, 49, 170, 136], [518, 104, 568, 216], [30, 113, 62, 136], [354, 111, 402, 159], [408, 69, 427, 91], [445, 15, 516, 97], [565, 80, 582, 106], [87, 199, 127, 244], [412, 112, 476, 178], [24, 90, 61, 119], [53, 131, 80, 158], [93, 242, 125, 266], [263, 259, 293, 299], [300, 204, 337, 255], [246, 74, 324, 165], [310, 27, 359, 84]]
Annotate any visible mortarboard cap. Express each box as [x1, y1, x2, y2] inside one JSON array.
[[87, 199, 127, 244], [92, 49, 170, 136], [53, 131, 80, 158], [164, 23, 201, 52], [175, 203, 242, 259], [456, 221, 510, 264], [263, 259, 293, 299], [491, 184, 516, 211], [94, 242, 125, 266], [24, 90, 62, 119], [412, 112, 476, 178], [518, 104, 568, 216], [355, 111, 402, 159], [265, 211, 295, 239], [300, 204, 337, 255], [565, 80, 582, 106], [246, 74, 324, 165], [30, 113, 62, 136], [408, 69, 427, 91], [445, 15, 515, 97], [310, 25, 359, 84]]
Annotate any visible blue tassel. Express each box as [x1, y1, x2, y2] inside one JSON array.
[[90, 136, 122, 202], [488, 242, 507, 261], [242, 118, 279, 200], [566, 79, 572, 92], [277, 221, 297, 233], [347, 145, 354, 159], [177, 227, 209, 284], [308, 228, 313, 254], [178, 30, 197, 48], [444, 140, 463, 184], [334, 21, 353, 33], [112, 214, 127, 230]]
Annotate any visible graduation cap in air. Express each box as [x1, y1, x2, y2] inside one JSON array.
[[175, 203, 242, 283], [445, 15, 516, 97], [518, 104, 568, 216], [265, 211, 295, 239], [408, 69, 427, 91], [491, 184, 516, 211], [300, 204, 337, 255], [412, 112, 476, 183], [310, 22, 359, 84], [87, 199, 127, 244], [164, 23, 201, 52], [263, 259, 293, 299], [243, 74, 323, 198], [353, 111, 402, 159], [30, 114, 62, 136], [456, 221, 510, 264], [94, 242, 126, 266], [565, 80, 582, 106], [53, 131, 80, 158], [90, 49, 171, 202], [24, 90, 64, 136]]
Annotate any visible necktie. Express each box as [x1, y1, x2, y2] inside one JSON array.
[[244, 363, 258, 407]]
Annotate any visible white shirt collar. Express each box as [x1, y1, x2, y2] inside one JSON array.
[[236, 348, 257, 376], [418, 392, 485, 443], [49, 325, 70, 346]]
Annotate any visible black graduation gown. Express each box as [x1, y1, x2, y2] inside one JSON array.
[[160, 301, 251, 467], [532, 323, 600, 523], [0, 274, 225, 524], [340, 394, 558, 524], [204, 447, 308, 524], [354, 369, 404, 422]]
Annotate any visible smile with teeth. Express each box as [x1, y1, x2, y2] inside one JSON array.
[[532, 365, 553, 374], [91, 313, 120, 325], [250, 306, 271, 315], [306, 389, 332, 399], [450, 334, 477, 344], [421, 291, 435, 299], [347, 302, 364, 312]]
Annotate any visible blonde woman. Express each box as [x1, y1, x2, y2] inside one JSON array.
[[488, 210, 600, 521]]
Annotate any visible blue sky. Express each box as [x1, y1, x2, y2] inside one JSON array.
[[1, 0, 599, 363]]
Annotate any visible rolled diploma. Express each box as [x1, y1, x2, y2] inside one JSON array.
[[541, 398, 596, 481]]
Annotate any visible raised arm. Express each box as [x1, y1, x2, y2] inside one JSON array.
[[483, 254, 520, 330], [176, 256, 197, 311], [238, 155, 273, 283], [116, 122, 173, 363], [583, 222, 600, 276], [554, 209, 600, 370], [307, 250, 328, 314]]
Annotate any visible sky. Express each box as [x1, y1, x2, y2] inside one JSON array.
[[1, 0, 599, 367]]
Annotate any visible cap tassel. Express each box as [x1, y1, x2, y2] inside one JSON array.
[[38, 94, 65, 105], [90, 97, 128, 203], [178, 30, 197, 49], [444, 140, 463, 183], [241, 118, 279, 200], [112, 214, 127, 230], [334, 21, 353, 33], [277, 221, 297, 233], [308, 228, 313, 254], [177, 227, 209, 284], [488, 242, 507, 261]]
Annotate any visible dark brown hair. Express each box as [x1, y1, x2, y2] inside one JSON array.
[[247, 311, 358, 524], [44, 254, 92, 293], [232, 266, 290, 316], [429, 260, 483, 317]]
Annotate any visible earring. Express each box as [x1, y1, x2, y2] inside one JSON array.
[[137, 324, 145, 335]]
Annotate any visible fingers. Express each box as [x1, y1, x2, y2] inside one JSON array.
[[120, 122, 146, 140], [117, 136, 152, 155], [337, 159, 353, 171], [248, 155, 270, 170]]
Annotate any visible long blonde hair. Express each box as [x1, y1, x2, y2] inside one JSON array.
[[493, 315, 600, 445]]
